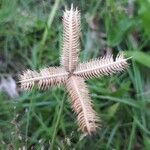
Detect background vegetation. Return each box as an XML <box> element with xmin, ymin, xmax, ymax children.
<box><xmin>0</xmin><ymin>0</ymin><xmax>150</xmax><ymax>149</ymax></box>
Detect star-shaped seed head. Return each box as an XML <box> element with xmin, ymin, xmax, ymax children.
<box><xmin>19</xmin><ymin>5</ymin><xmax>129</xmax><ymax>135</ymax></box>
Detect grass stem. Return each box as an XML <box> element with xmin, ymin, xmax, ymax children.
<box><xmin>51</xmin><ymin>93</ymin><xmax>66</xmax><ymax>149</ymax></box>
<box><xmin>41</xmin><ymin>0</ymin><xmax>60</xmax><ymax>46</ymax></box>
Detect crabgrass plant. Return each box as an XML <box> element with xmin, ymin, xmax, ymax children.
<box><xmin>19</xmin><ymin>4</ymin><xmax>129</xmax><ymax>138</ymax></box>
<box><xmin>0</xmin><ymin>0</ymin><xmax>150</xmax><ymax>149</ymax></box>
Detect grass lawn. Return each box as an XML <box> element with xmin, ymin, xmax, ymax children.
<box><xmin>0</xmin><ymin>0</ymin><xmax>150</xmax><ymax>149</ymax></box>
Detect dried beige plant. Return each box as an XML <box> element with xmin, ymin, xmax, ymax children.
<box><xmin>19</xmin><ymin>5</ymin><xmax>129</xmax><ymax>135</ymax></box>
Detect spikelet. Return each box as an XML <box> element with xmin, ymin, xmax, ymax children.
<box><xmin>74</xmin><ymin>53</ymin><xmax>128</xmax><ymax>79</ymax></box>
<box><xmin>19</xmin><ymin>70</ymin><xmax>39</xmax><ymax>90</ymax></box>
<box><xmin>61</xmin><ymin>4</ymin><xmax>81</xmax><ymax>73</ymax></box>
<box><xmin>65</xmin><ymin>76</ymin><xmax>100</xmax><ymax>134</ymax></box>
<box><xmin>19</xmin><ymin>67</ymin><xmax>68</xmax><ymax>90</ymax></box>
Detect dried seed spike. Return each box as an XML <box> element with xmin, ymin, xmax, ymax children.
<box><xmin>19</xmin><ymin>67</ymin><xmax>68</xmax><ymax>90</ymax></box>
<box><xmin>74</xmin><ymin>53</ymin><xmax>128</xmax><ymax>79</ymax></box>
<box><xmin>65</xmin><ymin>76</ymin><xmax>100</xmax><ymax>134</ymax></box>
<box><xmin>61</xmin><ymin>5</ymin><xmax>81</xmax><ymax>73</ymax></box>
<box><xmin>38</xmin><ymin>67</ymin><xmax>68</xmax><ymax>90</ymax></box>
